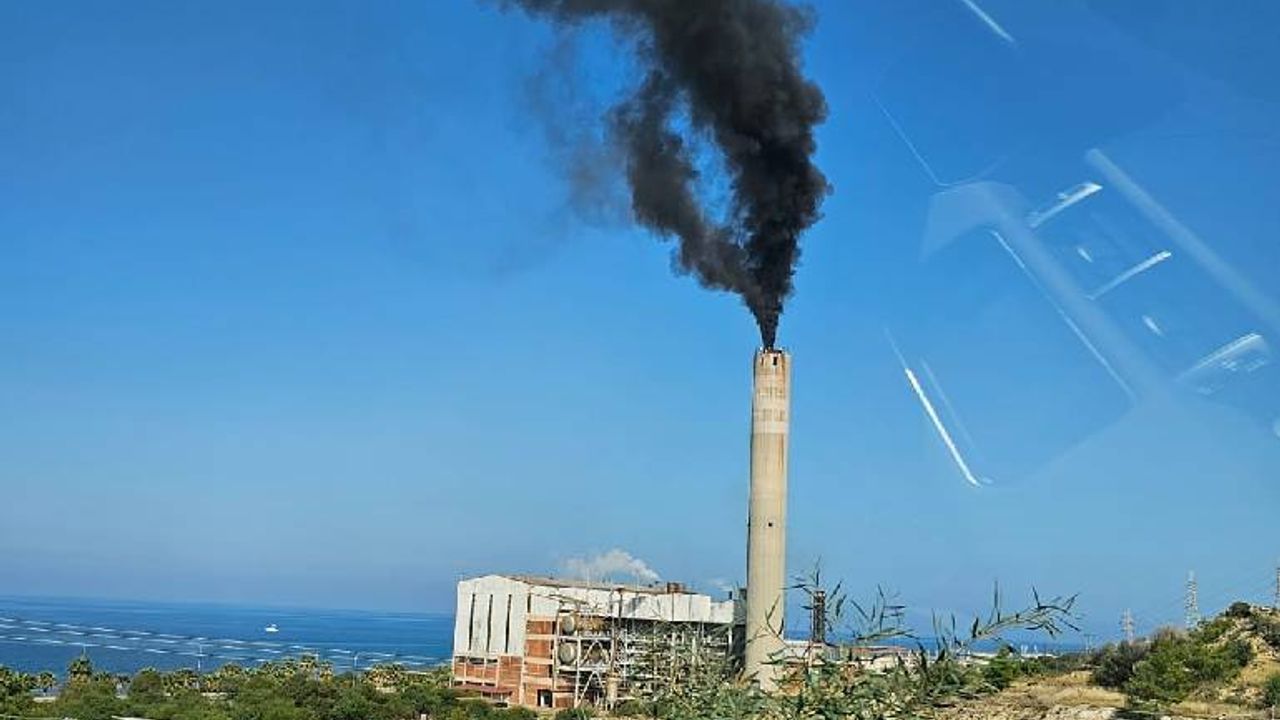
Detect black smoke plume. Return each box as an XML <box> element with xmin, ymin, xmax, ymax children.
<box><xmin>503</xmin><ymin>0</ymin><xmax>829</xmax><ymax>348</ymax></box>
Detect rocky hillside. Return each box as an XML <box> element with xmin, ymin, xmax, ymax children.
<box><xmin>936</xmin><ymin>603</ymin><xmax>1280</xmax><ymax>720</ymax></box>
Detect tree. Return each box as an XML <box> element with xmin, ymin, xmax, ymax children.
<box><xmin>129</xmin><ymin>668</ymin><xmax>167</xmax><ymax>704</ymax></box>
<box><xmin>1091</xmin><ymin>641</ymin><xmax>1149</xmax><ymax>688</ymax></box>
<box><xmin>55</xmin><ymin>677</ymin><xmax>122</xmax><ymax>720</ymax></box>
<box><xmin>1263</xmin><ymin>672</ymin><xmax>1280</xmax><ymax>709</ymax></box>
<box><xmin>166</xmin><ymin>668</ymin><xmax>201</xmax><ymax>693</ymax></box>
<box><xmin>982</xmin><ymin>648</ymin><xmax>1033</xmax><ymax>691</ymax></box>
<box><xmin>209</xmin><ymin>663</ymin><xmax>249</xmax><ymax>694</ymax></box>
<box><xmin>0</xmin><ymin>667</ymin><xmax>38</xmax><ymax>719</ymax></box>
<box><xmin>333</xmin><ymin>685</ymin><xmax>379</xmax><ymax>720</ymax></box>
<box><xmin>1122</xmin><ymin>625</ymin><xmax>1252</xmax><ymax>705</ymax></box>
<box><xmin>67</xmin><ymin>654</ymin><xmax>95</xmax><ymax>685</ymax></box>
<box><xmin>35</xmin><ymin>671</ymin><xmax>57</xmax><ymax>694</ymax></box>
<box><xmin>365</xmin><ymin>663</ymin><xmax>407</xmax><ymax>691</ymax></box>
<box><xmin>0</xmin><ymin>666</ymin><xmax>37</xmax><ymax>696</ymax></box>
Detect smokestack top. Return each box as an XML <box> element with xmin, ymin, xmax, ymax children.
<box><xmin>752</xmin><ymin>348</ymin><xmax>789</xmax><ymax>435</ymax></box>
<box><xmin>755</xmin><ymin>347</ymin><xmax>791</xmax><ymax>364</ymax></box>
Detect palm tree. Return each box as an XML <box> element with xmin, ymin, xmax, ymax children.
<box><xmin>366</xmin><ymin>663</ymin><xmax>406</xmax><ymax>691</ymax></box>
<box><xmin>35</xmin><ymin>671</ymin><xmax>57</xmax><ymax>695</ymax></box>
<box><xmin>0</xmin><ymin>667</ymin><xmax>37</xmax><ymax>695</ymax></box>
<box><xmin>67</xmin><ymin>655</ymin><xmax>94</xmax><ymax>685</ymax></box>
<box><xmin>255</xmin><ymin>660</ymin><xmax>290</xmax><ymax>682</ymax></box>
<box><xmin>165</xmin><ymin>668</ymin><xmax>199</xmax><ymax>693</ymax></box>
<box><xmin>297</xmin><ymin>654</ymin><xmax>319</xmax><ymax>679</ymax></box>
<box><xmin>208</xmin><ymin>663</ymin><xmax>246</xmax><ymax>693</ymax></box>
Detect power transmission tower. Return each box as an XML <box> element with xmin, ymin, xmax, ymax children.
<box><xmin>1122</xmin><ymin>609</ymin><xmax>1135</xmax><ymax>643</ymax></box>
<box><xmin>1274</xmin><ymin>562</ymin><xmax>1279</xmax><ymax>610</ymax></box>
<box><xmin>1185</xmin><ymin>571</ymin><xmax>1200</xmax><ymax>628</ymax></box>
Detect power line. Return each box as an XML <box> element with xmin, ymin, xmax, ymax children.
<box><xmin>1185</xmin><ymin>571</ymin><xmax>1200</xmax><ymax>629</ymax></box>
<box><xmin>1119</xmin><ymin>566</ymin><xmax>1276</xmax><ymax>640</ymax></box>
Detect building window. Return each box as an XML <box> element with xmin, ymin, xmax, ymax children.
<box><xmin>504</xmin><ymin>595</ymin><xmax>513</xmax><ymax>654</ymax></box>
<box><xmin>468</xmin><ymin>593</ymin><xmax>477</xmax><ymax>651</ymax></box>
<box><xmin>537</xmin><ymin>690</ymin><xmax>552</xmax><ymax>708</ymax></box>
<box><xmin>485</xmin><ymin>595</ymin><xmax>495</xmax><ymax>653</ymax></box>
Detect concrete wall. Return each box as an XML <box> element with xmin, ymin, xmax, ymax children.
<box><xmin>453</xmin><ymin>575</ymin><xmax>531</xmax><ymax>659</ymax></box>
<box><xmin>452</xmin><ymin>574</ymin><xmax>738</xmax><ymax>660</ymax></box>
<box><xmin>744</xmin><ymin>349</ymin><xmax>790</xmax><ymax>690</ymax></box>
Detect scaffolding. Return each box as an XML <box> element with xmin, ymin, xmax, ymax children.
<box><xmin>545</xmin><ymin>588</ymin><xmax>739</xmax><ymax>709</ymax></box>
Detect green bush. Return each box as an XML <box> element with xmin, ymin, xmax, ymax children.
<box><xmin>554</xmin><ymin>707</ymin><xmax>593</xmax><ymax>720</ymax></box>
<box><xmin>1220</xmin><ymin>638</ymin><xmax>1253</xmax><ymax>669</ymax></box>
<box><xmin>442</xmin><ymin>699</ymin><xmax>498</xmax><ymax>720</ymax></box>
<box><xmin>401</xmin><ymin>684</ymin><xmax>458</xmax><ymax>716</ymax></box>
<box><xmin>1263</xmin><ymin>673</ymin><xmax>1280</xmax><ymax>709</ymax></box>
<box><xmin>0</xmin><ymin>667</ymin><xmax>39</xmax><ymax>718</ymax></box>
<box><xmin>1253</xmin><ymin>614</ymin><xmax>1280</xmax><ymax>652</ymax></box>
<box><xmin>612</xmin><ymin>699</ymin><xmax>649</xmax><ymax>717</ymax></box>
<box><xmin>500</xmin><ymin>705</ymin><xmax>538</xmax><ymax>720</ymax></box>
<box><xmin>981</xmin><ymin>650</ymin><xmax>1034</xmax><ymax>691</ymax></box>
<box><xmin>231</xmin><ymin>696</ymin><xmax>308</xmax><ymax>720</ymax></box>
<box><xmin>1196</xmin><ymin>616</ymin><xmax>1233</xmax><ymax>643</ymax></box>
<box><xmin>1225</xmin><ymin>602</ymin><xmax>1254</xmax><ymax>619</ymax></box>
<box><xmin>1091</xmin><ymin>642</ymin><xmax>1148</xmax><ymax>688</ymax></box>
<box><xmin>1122</xmin><ymin>629</ymin><xmax>1252</xmax><ymax>704</ymax></box>
<box><xmin>54</xmin><ymin>679</ymin><xmax>124</xmax><ymax>720</ymax></box>
<box><xmin>128</xmin><ymin>668</ymin><xmax>168</xmax><ymax>704</ymax></box>
<box><xmin>1124</xmin><ymin>640</ymin><xmax>1196</xmax><ymax>703</ymax></box>
<box><xmin>1028</xmin><ymin>653</ymin><xmax>1088</xmax><ymax>675</ymax></box>
<box><xmin>333</xmin><ymin>687</ymin><xmax>379</xmax><ymax>720</ymax></box>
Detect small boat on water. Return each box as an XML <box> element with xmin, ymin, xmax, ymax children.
<box><xmin>264</xmin><ymin>623</ymin><xmax>279</xmax><ymax>634</ymax></box>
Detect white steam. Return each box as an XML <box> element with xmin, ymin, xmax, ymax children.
<box><xmin>563</xmin><ymin>549</ymin><xmax>660</xmax><ymax>584</ymax></box>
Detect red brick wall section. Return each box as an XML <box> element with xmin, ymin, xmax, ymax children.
<box><xmin>527</xmin><ymin>619</ymin><xmax>556</xmax><ymax>636</ymax></box>
<box><xmin>524</xmin><ymin>662</ymin><xmax>552</xmax><ymax>678</ymax></box>
<box><xmin>498</xmin><ymin>656</ymin><xmax>523</xmax><ymax>688</ymax></box>
<box><xmin>452</xmin><ymin>657</ymin><xmax>499</xmax><ymax>684</ymax></box>
<box><xmin>525</xmin><ymin>639</ymin><xmax>553</xmax><ymax>658</ymax></box>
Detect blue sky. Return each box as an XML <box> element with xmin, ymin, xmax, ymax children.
<box><xmin>2</xmin><ymin>0</ymin><xmax>1278</xmax><ymax>641</ymax></box>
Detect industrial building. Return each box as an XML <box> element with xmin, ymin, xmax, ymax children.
<box><xmin>450</xmin><ymin>574</ymin><xmax>742</xmax><ymax>709</ymax></box>
<box><xmin>452</xmin><ymin>347</ymin><xmax>795</xmax><ymax>707</ymax></box>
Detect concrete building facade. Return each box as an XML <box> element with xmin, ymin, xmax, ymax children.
<box><xmin>451</xmin><ymin>575</ymin><xmax>740</xmax><ymax>709</ymax></box>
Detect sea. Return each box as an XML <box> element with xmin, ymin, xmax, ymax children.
<box><xmin>0</xmin><ymin>595</ymin><xmax>453</xmax><ymax>677</ymax></box>
<box><xmin>0</xmin><ymin>595</ymin><xmax>1089</xmax><ymax>678</ymax></box>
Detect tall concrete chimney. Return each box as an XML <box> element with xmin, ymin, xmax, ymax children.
<box><xmin>744</xmin><ymin>348</ymin><xmax>790</xmax><ymax>689</ymax></box>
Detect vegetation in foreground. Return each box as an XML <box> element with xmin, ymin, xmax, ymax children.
<box><xmin>1088</xmin><ymin>601</ymin><xmax>1280</xmax><ymax>712</ymax></box>
<box><xmin>0</xmin><ymin>579</ymin><xmax>1080</xmax><ymax>720</ymax></box>
<box><xmin>0</xmin><ymin>658</ymin><xmax>493</xmax><ymax>720</ymax></box>
<box><xmin>16</xmin><ymin>587</ymin><xmax>1279</xmax><ymax>719</ymax></box>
